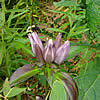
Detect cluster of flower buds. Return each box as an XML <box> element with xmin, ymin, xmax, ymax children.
<box><xmin>28</xmin><ymin>32</ymin><xmax>69</xmax><ymax>65</ymax></box>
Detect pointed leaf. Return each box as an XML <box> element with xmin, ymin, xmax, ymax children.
<box><xmin>54</xmin><ymin>0</ymin><xmax>77</xmax><ymax>7</ymax></box>
<box><xmin>75</xmin><ymin>57</ymin><xmax>100</xmax><ymax>100</ymax></box>
<box><xmin>0</xmin><ymin>43</ymin><xmax>4</xmax><ymax>65</ymax></box>
<box><xmin>44</xmin><ymin>67</ymin><xmax>53</xmax><ymax>87</ymax></box>
<box><xmin>86</xmin><ymin>2</ymin><xmax>100</xmax><ymax>32</ymax></box>
<box><xmin>47</xmin><ymin>28</ymin><xmax>67</xmax><ymax>33</ymax></box>
<box><xmin>12</xmin><ymin>10</ymin><xmax>28</xmax><ymax>19</ymax></box>
<box><xmin>49</xmin><ymin>80</ymin><xmax>67</xmax><ymax>100</ymax></box>
<box><xmin>3</xmin><ymin>78</ymin><xmax>11</xmax><ymax>96</ymax></box>
<box><xmin>59</xmin><ymin>72</ymin><xmax>78</xmax><ymax>100</ymax></box>
<box><xmin>67</xmin><ymin>45</ymin><xmax>86</xmax><ymax>59</ymax></box>
<box><xmin>14</xmin><ymin>40</ymin><xmax>34</xmax><ymax>56</ymax></box>
<box><xmin>9</xmin><ymin>64</ymin><xmax>41</xmax><ymax>86</ymax></box>
<box><xmin>7</xmin><ymin>87</ymin><xmax>26</xmax><ymax>98</ymax></box>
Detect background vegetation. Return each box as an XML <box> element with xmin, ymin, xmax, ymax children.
<box><xmin>0</xmin><ymin>0</ymin><xmax>100</xmax><ymax>100</ymax></box>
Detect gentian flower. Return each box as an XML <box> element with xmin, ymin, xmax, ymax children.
<box><xmin>10</xmin><ymin>28</ymin><xmax>78</xmax><ymax>100</ymax></box>
<box><xmin>28</xmin><ymin>32</ymin><xmax>70</xmax><ymax>64</ymax></box>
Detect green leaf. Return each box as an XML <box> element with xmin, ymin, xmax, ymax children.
<box><xmin>2</xmin><ymin>78</ymin><xmax>11</xmax><ymax>96</ymax></box>
<box><xmin>54</xmin><ymin>0</ymin><xmax>77</xmax><ymax>7</ymax></box>
<box><xmin>47</xmin><ymin>28</ymin><xmax>67</xmax><ymax>33</ymax></box>
<box><xmin>9</xmin><ymin>64</ymin><xmax>41</xmax><ymax>86</ymax></box>
<box><xmin>70</xmin><ymin>28</ymin><xmax>89</xmax><ymax>37</ymax></box>
<box><xmin>7</xmin><ymin>87</ymin><xmax>26</xmax><ymax>98</ymax></box>
<box><xmin>14</xmin><ymin>40</ymin><xmax>34</xmax><ymax>56</ymax></box>
<box><xmin>86</xmin><ymin>2</ymin><xmax>100</xmax><ymax>32</ymax></box>
<box><xmin>2</xmin><ymin>78</ymin><xmax>26</xmax><ymax>98</ymax></box>
<box><xmin>35</xmin><ymin>75</ymin><xmax>46</xmax><ymax>87</ymax></box>
<box><xmin>0</xmin><ymin>9</ymin><xmax>5</xmax><ymax>26</ymax></box>
<box><xmin>7</xmin><ymin>9</ymin><xmax>27</xmax><ymax>13</ymax></box>
<box><xmin>1</xmin><ymin>0</ymin><xmax>6</xmax><ymax>11</ymax></box>
<box><xmin>49</xmin><ymin>9</ymin><xmax>67</xmax><ymax>14</ymax></box>
<box><xmin>75</xmin><ymin>57</ymin><xmax>100</xmax><ymax>100</ymax></box>
<box><xmin>7</xmin><ymin>11</ymin><xmax>14</xmax><ymax>28</ymax></box>
<box><xmin>59</xmin><ymin>23</ymin><xmax>70</xmax><ymax>29</ymax></box>
<box><xmin>92</xmin><ymin>0</ymin><xmax>100</xmax><ymax>6</ymax></box>
<box><xmin>67</xmin><ymin>45</ymin><xmax>86</xmax><ymax>59</ymax></box>
<box><xmin>49</xmin><ymin>80</ymin><xmax>67</xmax><ymax>100</ymax></box>
<box><xmin>12</xmin><ymin>10</ymin><xmax>28</xmax><ymax>19</ymax></box>
<box><xmin>59</xmin><ymin>72</ymin><xmax>78</xmax><ymax>100</ymax></box>
<box><xmin>0</xmin><ymin>43</ymin><xmax>4</xmax><ymax>65</ymax></box>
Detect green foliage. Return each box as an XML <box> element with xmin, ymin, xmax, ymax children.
<box><xmin>49</xmin><ymin>1</ymin><xmax>88</xmax><ymax>40</ymax></box>
<box><xmin>0</xmin><ymin>0</ymin><xmax>100</xmax><ymax>99</ymax></box>
<box><xmin>0</xmin><ymin>0</ymin><xmax>40</xmax><ymax>87</ymax></box>
<box><xmin>91</xmin><ymin>0</ymin><xmax>100</xmax><ymax>6</ymax></box>
<box><xmin>54</xmin><ymin>0</ymin><xmax>77</xmax><ymax>7</ymax></box>
<box><xmin>68</xmin><ymin>45</ymin><xmax>86</xmax><ymax>59</ymax></box>
<box><xmin>0</xmin><ymin>42</ymin><xmax>4</xmax><ymax>65</ymax></box>
<box><xmin>2</xmin><ymin>78</ymin><xmax>26</xmax><ymax>99</ymax></box>
<box><xmin>75</xmin><ymin>57</ymin><xmax>100</xmax><ymax>100</ymax></box>
<box><xmin>49</xmin><ymin>80</ymin><xmax>67</xmax><ymax>100</ymax></box>
<box><xmin>35</xmin><ymin>75</ymin><xmax>46</xmax><ymax>87</ymax></box>
<box><xmin>47</xmin><ymin>28</ymin><xmax>67</xmax><ymax>33</ymax></box>
<box><xmin>2</xmin><ymin>78</ymin><xmax>11</xmax><ymax>96</ymax></box>
<box><xmin>86</xmin><ymin>1</ymin><xmax>100</xmax><ymax>32</ymax></box>
<box><xmin>9</xmin><ymin>64</ymin><xmax>41</xmax><ymax>86</ymax></box>
<box><xmin>14</xmin><ymin>40</ymin><xmax>34</xmax><ymax>56</ymax></box>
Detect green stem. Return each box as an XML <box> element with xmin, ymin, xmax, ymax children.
<box><xmin>1</xmin><ymin>29</ymin><xmax>9</xmax><ymax>77</ymax></box>
<box><xmin>44</xmin><ymin>64</ymin><xmax>50</xmax><ymax>95</ymax></box>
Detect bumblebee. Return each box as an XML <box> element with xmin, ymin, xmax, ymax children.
<box><xmin>27</xmin><ymin>25</ymin><xmax>40</xmax><ymax>34</ymax></box>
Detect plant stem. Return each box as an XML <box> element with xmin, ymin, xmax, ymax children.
<box><xmin>1</xmin><ymin>29</ymin><xmax>9</xmax><ymax>77</ymax></box>
<box><xmin>44</xmin><ymin>64</ymin><xmax>50</xmax><ymax>95</ymax></box>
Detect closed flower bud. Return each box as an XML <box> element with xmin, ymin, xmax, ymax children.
<box><xmin>28</xmin><ymin>30</ymin><xmax>70</xmax><ymax>65</ymax></box>
<box><xmin>28</xmin><ymin>33</ymin><xmax>36</xmax><ymax>56</ymax></box>
<box><xmin>55</xmin><ymin>40</ymin><xmax>70</xmax><ymax>64</ymax></box>
<box><xmin>28</xmin><ymin>32</ymin><xmax>43</xmax><ymax>56</ymax></box>
<box><xmin>31</xmin><ymin>32</ymin><xmax>43</xmax><ymax>51</ymax></box>
<box><xmin>44</xmin><ymin>39</ymin><xmax>55</xmax><ymax>63</ymax></box>
<box><xmin>35</xmin><ymin>44</ymin><xmax>44</xmax><ymax>63</ymax></box>
<box><xmin>54</xmin><ymin>32</ymin><xmax>61</xmax><ymax>50</ymax></box>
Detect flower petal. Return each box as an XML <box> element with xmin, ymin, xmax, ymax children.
<box><xmin>28</xmin><ymin>32</ymin><xmax>43</xmax><ymax>56</ymax></box>
<box><xmin>35</xmin><ymin>44</ymin><xmax>44</xmax><ymax>63</ymax></box>
<box><xmin>44</xmin><ymin>39</ymin><xmax>55</xmax><ymax>63</ymax></box>
<box><xmin>55</xmin><ymin>40</ymin><xmax>70</xmax><ymax>64</ymax></box>
<box><xmin>31</xmin><ymin>32</ymin><xmax>43</xmax><ymax>51</ymax></box>
<box><xmin>54</xmin><ymin>33</ymin><xmax>61</xmax><ymax>50</ymax></box>
<box><xmin>28</xmin><ymin>33</ymin><xmax>36</xmax><ymax>56</ymax></box>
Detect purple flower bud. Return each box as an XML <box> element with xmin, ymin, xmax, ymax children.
<box><xmin>28</xmin><ymin>31</ymin><xmax>70</xmax><ymax>65</ymax></box>
<box><xmin>54</xmin><ymin>33</ymin><xmax>61</xmax><ymax>50</ymax></box>
<box><xmin>55</xmin><ymin>40</ymin><xmax>70</xmax><ymax>64</ymax></box>
<box><xmin>44</xmin><ymin>39</ymin><xmax>55</xmax><ymax>63</ymax></box>
<box><xmin>36</xmin><ymin>96</ymin><xmax>43</xmax><ymax>100</ymax></box>
<box><xmin>28</xmin><ymin>32</ymin><xmax>43</xmax><ymax>56</ymax></box>
<box><xmin>35</xmin><ymin>44</ymin><xmax>44</xmax><ymax>63</ymax></box>
<box><xmin>28</xmin><ymin>33</ymin><xmax>36</xmax><ymax>56</ymax></box>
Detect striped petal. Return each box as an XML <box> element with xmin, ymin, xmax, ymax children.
<box><xmin>55</xmin><ymin>40</ymin><xmax>70</xmax><ymax>64</ymax></box>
